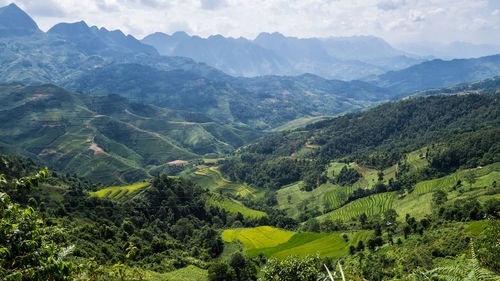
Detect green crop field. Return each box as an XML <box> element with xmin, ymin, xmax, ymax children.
<box><xmin>223</xmin><ymin>226</ymin><xmax>373</xmax><ymax>259</ymax></box>
<box><xmin>324</xmin><ymin>185</ymin><xmax>354</xmax><ymax>209</ymax></box>
<box><xmin>278</xmin><ymin>162</ymin><xmax>389</xmax><ymax>219</ymax></box>
<box><xmin>406</xmin><ymin>148</ymin><xmax>429</xmax><ymax>170</ymax></box>
<box><xmin>319</xmin><ymin>192</ymin><xmax>396</xmax><ymax>221</ymax></box>
<box><xmin>189</xmin><ymin>166</ymin><xmax>256</xmax><ymax>197</ymax></box>
<box><xmin>393</xmin><ymin>162</ymin><xmax>500</xmax><ymax>219</ymax></box>
<box><xmin>207</xmin><ymin>194</ymin><xmax>267</xmax><ymax>219</ymax></box>
<box><xmin>90</xmin><ymin>182</ymin><xmax>150</xmax><ymax>201</ymax></box>
<box><xmin>277</xmin><ymin>182</ymin><xmax>341</xmax><ymax>218</ymax></box>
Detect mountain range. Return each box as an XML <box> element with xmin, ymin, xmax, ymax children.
<box><xmin>142</xmin><ymin>31</ymin><xmax>424</xmax><ymax>80</ymax></box>
<box><xmin>1</xmin><ymin>3</ymin><xmax>500</xmax><ymax>170</ymax></box>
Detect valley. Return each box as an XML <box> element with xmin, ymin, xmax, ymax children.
<box><xmin>0</xmin><ymin>3</ymin><xmax>499</xmax><ymax>281</ymax></box>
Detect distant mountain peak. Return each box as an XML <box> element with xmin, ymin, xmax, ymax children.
<box><xmin>0</xmin><ymin>3</ymin><xmax>41</xmax><ymax>36</ymax></box>
<box><xmin>255</xmin><ymin>32</ymin><xmax>286</xmax><ymax>40</ymax></box>
<box><xmin>48</xmin><ymin>21</ymin><xmax>91</xmax><ymax>36</ymax></box>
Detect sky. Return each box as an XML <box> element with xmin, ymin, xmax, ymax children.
<box><xmin>1</xmin><ymin>0</ymin><xmax>500</xmax><ymax>45</ymax></box>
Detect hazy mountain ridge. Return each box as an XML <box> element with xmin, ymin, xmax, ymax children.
<box><xmin>142</xmin><ymin>31</ymin><xmax>424</xmax><ymax>80</ymax></box>
<box><xmin>366</xmin><ymin>54</ymin><xmax>500</xmax><ymax>94</ymax></box>
<box><xmin>396</xmin><ymin>41</ymin><xmax>500</xmax><ymax>59</ymax></box>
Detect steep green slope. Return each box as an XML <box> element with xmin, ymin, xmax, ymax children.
<box><xmin>0</xmin><ymin>83</ymin><xmax>262</xmax><ymax>185</ymax></box>
<box><xmin>244</xmin><ymin>93</ymin><xmax>499</xmax><ymax>161</ymax></box>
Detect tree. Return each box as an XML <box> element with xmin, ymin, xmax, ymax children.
<box><xmin>359</xmin><ymin>213</ymin><xmax>368</xmax><ymax>227</ymax></box>
<box><xmin>383</xmin><ymin>209</ymin><xmax>398</xmax><ymax>225</ymax></box>
<box><xmin>0</xmin><ymin>170</ymin><xmax>79</xmax><ymax>280</ymax></box>
<box><xmin>432</xmin><ymin>190</ymin><xmax>447</xmax><ymax>206</ymax></box>
<box><xmin>464</xmin><ymin>171</ymin><xmax>477</xmax><ymax>188</ymax></box>
<box><xmin>356</xmin><ymin>241</ymin><xmax>365</xmax><ymax>252</ymax></box>
<box><xmin>258</xmin><ymin>255</ymin><xmax>322</xmax><ymax>281</ymax></box>
<box><xmin>208</xmin><ymin>261</ymin><xmax>233</xmax><ymax>281</ymax></box>
<box><xmin>229</xmin><ymin>252</ymin><xmax>256</xmax><ymax>281</ymax></box>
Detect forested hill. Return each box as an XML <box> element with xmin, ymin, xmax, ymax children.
<box><xmin>243</xmin><ymin>92</ymin><xmax>499</xmax><ymax>162</ymax></box>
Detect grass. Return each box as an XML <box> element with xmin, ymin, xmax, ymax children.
<box><xmin>207</xmin><ymin>194</ymin><xmax>267</xmax><ymax>219</ymax></box>
<box><xmin>189</xmin><ymin>166</ymin><xmax>256</xmax><ymax>197</ymax></box>
<box><xmin>147</xmin><ymin>265</ymin><xmax>207</xmax><ymax>281</ymax></box>
<box><xmin>90</xmin><ymin>182</ymin><xmax>150</xmax><ymax>201</ymax></box>
<box><xmin>464</xmin><ymin>221</ymin><xmax>489</xmax><ymax>236</ymax></box>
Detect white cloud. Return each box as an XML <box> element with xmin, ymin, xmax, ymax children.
<box><xmin>2</xmin><ymin>0</ymin><xmax>499</xmax><ymax>44</ymax></box>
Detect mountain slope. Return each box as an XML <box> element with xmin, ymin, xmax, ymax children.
<box><xmin>366</xmin><ymin>55</ymin><xmax>500</xmax><ymax>94</ymax></box>
<box><xmin>62</xmin><ymin>63</ymin><xmax>389</xmax><ymax>129</ymax></box>
<box><xmin>245</xmin><ymin>92</ymin><xmax>499</xmax><ymax>160</ymax></box>
<box><xmin>0</xmin><ymin>83</ymin><xmax>261</xmax><ymax>184</ymax></box>
<box><xmin>48</xmin><ymin>21</ymin><xmax>158</xmax><ymax>59</ymax></box>
<box><xmin>0</xmin><ymin>3</ymin><xmax>41</xmax><ymax>37</ymax></box>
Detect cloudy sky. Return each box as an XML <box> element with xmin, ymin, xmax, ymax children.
<box><xmin>2</xmin><ymin>0</ymin><xmax>500</xmax><ymax>44</ymax></box>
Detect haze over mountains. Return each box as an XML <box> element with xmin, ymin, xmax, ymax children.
<box><xmin>1</xmin><ymin>2</ymin><xmax>500</xmax><ymax>131</ymax></box>
<box><xmin>142</xmin><ymin>31</ymin><xmax>424</xmax><ymax>80</ymax></box>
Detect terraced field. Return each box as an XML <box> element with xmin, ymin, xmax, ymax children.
<box><xmin>319</xmin><ymin>192</ymin><xmax>396</xmax><ymax>221</ymax></box>
<box><xmin>277</xmin><ymin>182</ymin><xmax>339</xmax><ymax>218</ymax></box>
<box><xmin>223</xmin><ymin>226</ymin><xmax>372</xmax><ymax>258</ymax></box>
<box><xmin>406</xmin><ymin>148</ymin><xmax>429</xmax><ymax>170</ymax></box>
<box><xmin>324</xmin><ymin>185</ymin><xmax>354</xmax><ymax>209</ymax></box>
<box><xmin>413</xmin><ymin>162</ymin><xmax>500</xmax><ymax>195</ymax></box>
<box><xmin>189</xmin><ymin>166</ymin><xmax>255</xmax><ymax>197</ymax></box>
<box><xmin>222</xmin><ymin>226</ymin><xmax>295</xmax><ymax>250</ymax></box>
<box><xmin>207</xmin><ymin>194</ymin><xmax>267</xmax><ymax>219</ymax></box>
<box><xmin>90</xmin><ymin>182</ymin><xmax>150</xmax><ymax>201</ymax></box>
<box><xmin>394</xmin><ymin>162</ymin><xmax>500</xmax><ymax>219</ymax></box>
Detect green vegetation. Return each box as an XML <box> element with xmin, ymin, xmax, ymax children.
<box><xmin>243</xmin><ymin>93</ymin><xmax>499</xmax><ymax>164</ymax></box>
<box><xmin>207</xmin><ymin>194</ymin><xmax>267</xmax><ymax>219</ymax></box>
<box><xmin>155</xmin><ymin>265</ymin><xmax>208</xmax><ymax>281</ymax></box>
<box><xmin>0</xmin><ymin>84</ymin><xmax>261</xmax><ymax>185</ymax></box>
<box><xmin>189</xmin><ymin>166</ymin><xmax>256</xmax><ymax>197</ymax></box>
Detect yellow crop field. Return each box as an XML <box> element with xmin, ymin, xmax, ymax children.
<box><xmin>90</xmin><ymin>182</ymin><xmax>150</xmax><ymax>200</ymax></box>
<box><xmin>222</xmin><ymin>226</ymin><xmax>294</xmax><ymax>250</ymax></box>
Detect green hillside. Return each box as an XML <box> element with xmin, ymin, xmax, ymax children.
<box><xmin>0</xmin><ymin>83</ymin><xmax>261</xmax><ymax>185</ymax></box>
<box><xmin>315</xmin><ymin>162</ymin><xmax>500</xmax><ymax>222</ymax></box>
